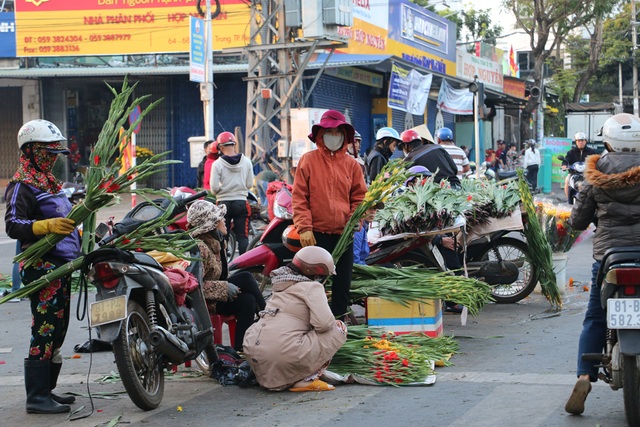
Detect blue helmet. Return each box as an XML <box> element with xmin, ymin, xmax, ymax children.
<box><xmin>435</xmin><ymin>127</ymin><xmax>453</xmax><ymax>142</ymax></box>
<box><xmin>404</xmin><ymin>165</ymin><xmax>432</xmax><ymax>186</ymax></box>
<box><xmin>376</xmin><ymin>127</ymin><xmax>402</xmax><ymax>142</ymax></box>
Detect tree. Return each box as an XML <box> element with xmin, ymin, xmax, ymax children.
<box><xmin>506</xmin><ymin>0</ymin><xmax>618</xmax><ymax>139</ymax></box>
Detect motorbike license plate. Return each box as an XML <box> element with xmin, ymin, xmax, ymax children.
<box><xmin>607</xmin><ymin>298</ymin><xmax>640</xmax><ymax>329</ymax></box>
<box><xmin>90</xmin><ymin>296</ymin><xmax>127</xmax><ymax>327</ymax></box>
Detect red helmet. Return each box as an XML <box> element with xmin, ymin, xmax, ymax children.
<box><xmin>282</xmin><ymin>225</ymin><xmax>303</xmax><ymax>252</ymax></box>
<box><xmin>401</xmin><ymin>129</ymin><xmax>421</xmax><ymax>143</ymax></box>
<box><xmin>216</xmin><ymin>131</ymin><xmax>236</xmax><ymax>146</ymax></box>
<box><xmin>210</xmin><ymin>140</ymin><xmax>219</xmax><ymax>155</ymax></box>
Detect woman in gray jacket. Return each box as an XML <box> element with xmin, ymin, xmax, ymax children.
<box><xmin>565</xmin><ymin>113</ymin><xmax>640</xmax><ymax>415</ymax></box>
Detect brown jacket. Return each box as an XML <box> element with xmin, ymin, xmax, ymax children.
<box><xmin>570</xmin><ymin>153</ymin><xmax>640</xmax><ymax>260</ymax></box>
<box><xmin>197</xmin><ymin>234</ymin><xmax>229</xmax><ymax>314</ymax></box>
<box><xmin>292</xmin><ymin>138</ymin><xmax>367</xmax><ymax>234</ymax></box>
<box><xmin>242</xmin><ymin>267</ymin><xmax>347</xmax><ymax>390</ymax></box>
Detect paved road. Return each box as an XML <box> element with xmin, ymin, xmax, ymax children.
<box><xmin>1</xmin><ymin>187</ymin><xmax>630</xmax><ymax>426</ymax></box>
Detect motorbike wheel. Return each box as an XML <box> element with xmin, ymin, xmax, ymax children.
<box><xmin>113</xmin><ymin>300</ymin><xmax>164</xmax><ymax>411</ymax></box>
<box><xmin>623</xmin><ymin>355</ymin><xmax>640</xmax><ymax>426</ymax></box>
<box><xmin>471</xmin><ymin>237</ymin><xmax>538</xmax><ymax>304</ymax></box>
<box><xmin>226</xmin><ymin>232</ymin><xmax>237</xmax><ymax>262</ymax></box>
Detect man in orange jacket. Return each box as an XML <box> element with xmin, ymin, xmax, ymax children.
<box><xmin>292</xmin><ymin>110</ymin><xmax>367</xmax><ymax>319</ymax></box>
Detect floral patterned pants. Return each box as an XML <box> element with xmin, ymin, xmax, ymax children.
<box><xmin>22</xmin><ymin>260</ymin><xmax>71</xmax><ymax>361</ymax></box>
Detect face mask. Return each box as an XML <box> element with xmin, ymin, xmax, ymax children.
<box><xmin>323</xmin><ymin>133</ymin><xmax>344</xmax><ymax>151</ymax></box>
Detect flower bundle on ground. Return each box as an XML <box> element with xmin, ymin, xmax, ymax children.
<box><xmin>375</xmin><ymin>178</ymin><xmax>471</xmax><ymax>235</ymax></box>
<box><xmin>329</xmin><ymin>325</ymin><xmax>459</xmax><ymax>386</ymax></box>
<box><xmin>517</xmin><ymin>170</ymin><xmax>562</xmax><ymax>307</ymax></box>
<box><xmin>459</xmin><ymin>179</ymin><xmax>522</xmax><ymax>227</ymax></box>
<box><xmin>534</xmin><ymin>198</ymin><xmax>582</xmax><ymax>253</ymax></box>
<box><xmin>350</xmin><ymin>264</ymin><xmax>493</xmax><ymax>316</ymax></box>
<box><xmin>14</xmin><ymin>77</ymin><xmax>178</xmax><ymax>269</ymax></box>
<box><xmin>0</xmin><ymin>200</ymin><xmax>197</xmax><ymax>304</ymax></box>
<box><xmin>332</xmin><ymin>160</ymin><xmax>411</xmax><ymax>262</ymax></box>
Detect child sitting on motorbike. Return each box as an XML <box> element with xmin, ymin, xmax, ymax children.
<box><xmin>186</xmin><ymin>200</ymin><xmax>266</xmax><ymax>352</ymax></box>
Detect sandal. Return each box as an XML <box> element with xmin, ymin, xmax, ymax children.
<box><xmin>565</xmin><ymin>378</ymin><xmax>592</xmax><ymax>415</ymax></box>
<box><xmin>444</xmin><ymin>304</ymin><xmax>464</xmax><ymax>314</ymax></box>
<box><xmin>289</xmin><ymin>379</ymin><xmax>335</xmax><ymax>392</ymax></box>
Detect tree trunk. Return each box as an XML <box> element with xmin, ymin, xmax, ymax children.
<box><xmin>572</xmin><ymin>17</ymin><xmax>604</xmax><ymax>103</ymax></box>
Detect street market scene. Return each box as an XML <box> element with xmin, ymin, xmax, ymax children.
<box><xmin>1</xmin><ymin>0</ymin><xmax>640</xmax><ymax>426</ymax></box>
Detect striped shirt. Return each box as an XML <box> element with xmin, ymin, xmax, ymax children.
<box><xmin>441</xmin><ymin>143</ymin><xmax>470</xmax><ymax>178</ymax></box>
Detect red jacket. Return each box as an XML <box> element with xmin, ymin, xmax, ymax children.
<box><xmin>292</xmin><ymin>139</ymin><xmax>367</xmax><ymax>234</ymax></box>
<box><xmin>202</xmin><ymin>153</ymin><xmax>218</xmax><ymax>190</ymax></box>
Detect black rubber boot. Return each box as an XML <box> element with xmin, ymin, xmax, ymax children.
<box><xmin>50</xmin><ymin>362</ymin><xmax>76</xmax><ymax>404</ymax></box>
<box><xmin>24</xmin><ymin>359</ymin><xmax>70</xmax><ymax>414</ymax></box>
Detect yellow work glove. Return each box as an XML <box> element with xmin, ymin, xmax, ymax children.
<box><xmin>32</xmin><ymin>218</ymin><xmax>76</xmax><ymax>236</ymax></box>
<box><xmin>299</xmin><ymin>230</ymin><xmax>316</xmax><ymax>247</ymax></box>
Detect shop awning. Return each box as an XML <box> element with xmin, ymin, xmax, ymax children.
<box><xmin>307</xmin><ymin>53</ymin><xmax>393</xmax><ymax>69</ymax></box>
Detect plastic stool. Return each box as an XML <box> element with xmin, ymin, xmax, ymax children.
<box><xmin>210</xmin><ymin>314</ymin><xmax>237</xmax><ymax>348</ymax></box>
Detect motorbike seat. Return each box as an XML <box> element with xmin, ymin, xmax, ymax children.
<box><xmin>132</xmin><ymin>252</ymin><xmax>163</xmax><ymax>269</ymax></box>
<box><xmin>497</xmin><ymin>170</ymin><xmax>518</xmax><ymax>180</ymax></box>
<box><xmin>597</xmin><ymin>246</ymin><xmax>640</xmax><ymax>285</ymax></box>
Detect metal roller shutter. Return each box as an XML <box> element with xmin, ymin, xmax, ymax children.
<box><xmin>309</xmin><ymin>75</ymin><xmax>371</xmax><ymax>151</ymax></box>
<box><xmin>0</xmin><ymin>87</ymin><xmax>22</xmax><ymax>181</ymax></box>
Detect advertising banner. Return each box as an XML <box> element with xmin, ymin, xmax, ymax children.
<box><xmin>13</xmin><ymin>0</ymin><xmax>250</xmax><ymax>57</ymax></box>
<box><xmin>543</xmin><ymin>137</ymin><xmax>572</xmax><ymax>183</ymax></box>
<box><xmin>338</xmin><ymin>0</ymin><xmax>456</xmax><ymax>76</ymax></box>
<box><xmin>456</xmin><ymin>49</ymin><xmax>503</xmax><ymax>92</ymax></box>
<box><xmin>189</xmin><ymin>16</ymin><xmax>206</xmax><ymax>83</ymax></box>
<box><xmin>0</xmin><ymin>12</ymin><xmax>16</xmax><ymax>58</ymax></box>
<box><xmin>437</xmin><ymin>79</ymin><xmax>473</xmax><ymax>115</ymax></box>
<box><xmin>387</xmin><ymin>61</ymin><xmax>432</xmax><ymax>115</ymax></box>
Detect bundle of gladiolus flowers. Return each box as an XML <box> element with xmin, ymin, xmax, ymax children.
<box><xmin>328</xmin><ymin>326</ymin><xmax>458</xmax><ymax>386</ymax></box>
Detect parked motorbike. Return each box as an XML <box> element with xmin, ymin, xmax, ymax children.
<box><xmin>86</xmin><ymin>190</ymin><xmax>217</xmax><ymax>411</ymax></box>
<box><xmin>558</xmin><ymin>155</ymin><xmax>585</xmax><ymax>204</ymax></box>
<box><xmin>230</xmin><ymin>187</ymin><xmax>537</xmax><ymax>303</ymax></box>
<box><xmin>582</xmin><ymin>246</ymin><xmax>640</xmax><ymax>426</ymax></box>
<box><xmin>62</xmin><ymin>172</ymin><xmax>86</xmax><ymax>205</ymax></box>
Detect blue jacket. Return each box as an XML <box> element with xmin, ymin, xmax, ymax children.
<box><xmin>353</xmin><ymin>222</ymin><xmax>370</xmax><ymax>265</ymax></box>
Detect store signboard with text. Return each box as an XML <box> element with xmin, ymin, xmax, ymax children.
<box><xmin>338</xmin><ymin>0</ymin><xmax>456</xmax><ymax>76</ymax></box>
<box><xmin>456</xmin><ymin>49</ymin><xmax>503</xmax><ymax>92</ymax></box>
<box><xmin>543</xmin><ymin>137</ymin><xmax>572</xmax><ymax>183</ymax></box>
<box><xmin>12</xmin><ymin>0</ymin><xmax>250</xmax><ymax>57</ymax></box>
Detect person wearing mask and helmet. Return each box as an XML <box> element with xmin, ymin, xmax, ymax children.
<box><xmin>400</xmin><ymin>128</ymin><xmax>461</xmax><ymax>188</ymax></box>
<box><xmin>366</xmin><ymin>127</ymin><xmax>402</xmax><ymax>182</ymax></box>
<box><xmin>210</xmin><ymin>131</ymin><xmax>254</xmax><ymax>255</ymax></box>
<box><xmin>562</xmin><ymin>132</ymin><xmax>597</xmax><ymax>204</ymax></box>
<box><xmin>5</xmin><ymin>119</ymin><xmax>81</xmax><ymax>414</ymax></box>
<box><xmin>565</xmin><ymin>114</ymin><xmax>640</xmax><ymax>415</ymax></box>
<box><xmin>243</xmin><ymin>246</ymin><xmax>348</xmax><ymax>392</ymax></box>
<box><xmin>292</xmin><ymin>109</ymin><xmax>367</xmax><ymax>319</ymax></box>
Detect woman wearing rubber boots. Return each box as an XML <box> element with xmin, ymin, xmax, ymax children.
<box><xmin>5</xmin><ymin>119</ymin><xmax>80</xmax><ymax>414</ymax></box>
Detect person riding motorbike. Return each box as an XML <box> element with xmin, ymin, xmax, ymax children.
<box><xmin>565</xmin><ymin>113</ymin><xmax>640</xmax><ymax>415</ymax></box>
<box><xmin>400</xmin><ymin>128</ymin><xmax>460</xmax><ymax>188</ymax></box>
<box><xmin>562</xmin><ymin>132</ymin><xmax>597</xmax><ymax>204</ymax></box>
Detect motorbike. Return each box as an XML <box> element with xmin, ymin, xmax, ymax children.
<box><xmin>582</xmin><ymin>246</ymin><xmax>640</xmax><ymax>426</ymax></box>
<box><xmin>230</xmin><ymin>187</ymin><xmax>537</xmax><ymax>303</ymax></box>
<box><xmin>86</xmin><ymin>190</ymin><xmax>218</xmax><ymax>411</ymax></box>
<box><xmin>62</xmin><ymin>172</ymin><xmax>86</xmax><ymax>206</ymax></box>
<box><xmin>558</xmin><ymin>155</ymin><xmax>585</xmax><ymax>204</ymax></box>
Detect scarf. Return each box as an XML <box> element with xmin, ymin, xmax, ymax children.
<box><xmin>270</xmin><ymin>266</ymin><xmax>310</xmax><ymax>287</ymax></box>
<box><xmin>10</xmin><ymin>147</ymin><xmax>61</xmax><ymax>194</ymax></box>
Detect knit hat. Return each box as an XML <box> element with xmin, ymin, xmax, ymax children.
<box><xmin>187</xmin><ymin>200</ymin><xmax>227</xmax><ymax>236</ymax></box>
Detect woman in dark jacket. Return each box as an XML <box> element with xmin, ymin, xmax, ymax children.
<box><xmin>565</xmin><ymin>113</ymin><xmax>640</xmax><ymax>416</ymax></box>
<box><xmin>5</xmin><ymin>119</ymin><xmax>80</xmax><ymax>414</ymax></box>
<box><xmin>366</xmin><ymin>127</ymin><xmax>401</xmax><ymax>182</ymax></box>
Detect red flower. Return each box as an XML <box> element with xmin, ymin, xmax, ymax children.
<box><xmin>402</xmin><ymin>359</ymin><xmax>409</xmax><ymax>367</ymax></box>
<box><xmin>467</xmin><ymin>195</ymin><xmax>473</xmax><ymax>201</ymax></box>
<box><xmin>395</xmin><ymin>378</ymin><xmax>403</xmax><ymax>383</ymax></box>
<box><xmin>94</xmin><ymin>155</ymin><xmax>100</xmax><ymax>165</ymax></box>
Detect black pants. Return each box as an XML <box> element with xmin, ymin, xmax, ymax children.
<box><xmin>526</xmin><ymin>164</ymin><xmax>539</xmax><ymax>191</ymax></box>
<box><xmin>314</xmin><ymin>232</ymin><xmax>354</xmax><ymax>320</ymax></box>
<box><xmin>216</xmin><ymin>271</ymin><xmax>266</xmax><ymax>351</ymax></box>
<box><xmin>219</xmin><ymin>200</ymin><xmax>250</xmax><ymax>255</ymax></box>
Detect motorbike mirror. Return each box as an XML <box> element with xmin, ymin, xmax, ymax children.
<box><xmin>557</xmin><ymin>155</ymin><xmax>565</xmax><ymax>161</ymax></box>
<box><xmin>95</xmin><ymin>222</ymin><xmax>110</xmax><ymax>243</ymax></box>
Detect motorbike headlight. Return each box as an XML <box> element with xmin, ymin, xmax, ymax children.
<box><xmin>273</xmin><ymin>201</ymin><xmax>293</xmax><ymax>220</ymax></box>
<box><xmin>575</xmin><ymin>163</ymin><xmax>586</xmax><ymax>173</ymax></box>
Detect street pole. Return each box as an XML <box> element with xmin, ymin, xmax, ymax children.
<box><xmin>473</xmin><ymin>91</ymin><xmax>480</xmax><ymax>179</ymax></box>
<box><xmin>537</xmin><ymin>80</ymin><xmax>544</xmax><ymax>143</ymax></box>
<box><xmin>203</xmin><ymin>0</ymin><xmax>214</xmax><ymax>140</ymax></box>
<box><xmin>633</xmin><ymin>0</ymin><xmax>638</xmax><ymax>116</ymax></box>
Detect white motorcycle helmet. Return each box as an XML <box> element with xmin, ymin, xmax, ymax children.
<box><xmin>574</xmin><ymin>131</ymin><xmax>587</xmax><ymax>141</ymax></box>
<box><xmin>601</xmin><ymin>113</ymin><xmax>640</xmax><ymax>153</ymax></box>
<box><xmin>17</xmin><ymin>119</ymin><xmax>67</xmax><ymax>150</ymax></box>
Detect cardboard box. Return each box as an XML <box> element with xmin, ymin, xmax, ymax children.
<box><xmin>365</xmin><ymin>297</ymin><xmax>443</xmax><ymax>337</ymax></box>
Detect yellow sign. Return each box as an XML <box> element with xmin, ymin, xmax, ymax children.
<box><xmin>14</xmin><ymin>0</ymin><xmax>251</xmax><ymax>57</ymax></box>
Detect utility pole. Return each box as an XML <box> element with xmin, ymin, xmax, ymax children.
<box><xmin>238</xmin><ymin>0</ymin><xmax>346</xmax><ymax>177</ymax></box>
<box><xmin>633</xmin><ymin>0</ymin><xmax>638</xmax><ymax>116</ymax></box>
